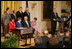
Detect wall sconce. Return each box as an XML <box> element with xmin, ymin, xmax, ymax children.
<box><xmin>31</xmin><ymin>2</ymin><xmax>37</xmax><ymax>10</ymax></box>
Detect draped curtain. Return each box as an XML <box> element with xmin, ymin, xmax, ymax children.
<box><xmin>1</xmin><ymin>1</ymin><xmax>20</xmax><ymax>34</ymax></box>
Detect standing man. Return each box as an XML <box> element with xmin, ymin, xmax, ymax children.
<box><xmin>16</xmin><ymin>7</ymin><xmax>24</xmax><ymax>21</ymax></box>
<box><xmin>3</xmin><ymin>7</ymin><xmax>11</xmax><ymax>36</ymax></box>
<box><xmin>11</xmin><ymin>10</ymin><xmax>17</xmax><ymax>23</ymax></box>
<box><xmin>23</xmin><ymin>7</ymin><xmax>30</xmax><ymax>21</ymax></box>
<box><xmin>51</xmin><ymin>8</ymin><xmax>60</xmax><ymax>35</ymax></box>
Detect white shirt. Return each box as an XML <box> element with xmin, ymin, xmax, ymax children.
<box><xmin>19</xmin><ymin>11</ymin><xmax>22</xmax><ymax>13</ymax></box>
<box><xmin>25</xmin><ymin>21</ymin><xmax>29</xmax><ymax>27</ymax></box>
<box><xmin>68</xmin><ymin>16</ymin><xmax>70</xmax><ymax>18</ymax></box>
<box><xmin>54</xmin><ymin>13</ymin><xmax>57</xmax><ymax>17</ymax></box>
<box><xmin>18</xmin><ymin>21</ymin><xmax>21</xmax><ymax>23</ymax></box>
<box><xmin>7</xmin><ymin>11</ymin><xmax>10</xmax><ymax>14</ymax></box>
<box><xmin>27</xmin><ymin>12</ymin><xmax>29</xmax><ymax>15</ymax></box>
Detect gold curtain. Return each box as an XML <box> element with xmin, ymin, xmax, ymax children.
<box><xmin>1</xmin><ymin>1</ymin><xmax>20</xmax><ymax>34</ymax></box>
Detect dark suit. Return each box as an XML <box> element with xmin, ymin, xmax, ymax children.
<box><xmin>22</xmin><ymin>20</ymin><xmax>31</xmax><ymax>27</ymax></box>
<box><xmin>41</xmin><ymin>36</ymin><xmax>50</xmax><ymax>47</ymax></box>
<box><xmin>51</xmin><ymin>12</ymin><xmax>60</xmax><ymax>35</ymax></box>
<box><xmin>16</xmin><ymin>11</ymin><xmax>24</xmax><ymax>20</ymax></box>
<box><xmin>23</xmin><ymin>11</ymin><xmax>30</xmax><ymax>21</ymax></box>
<box><xmin>3</xmin><ymin>12</ymin><xmax>11</xmax><ymax>35</ymax></box>
<box><xmin>11</xmin><ymin>14</ymin><xmax>17</xmax><ymax>23</ymax></box>
<box><xmin>32</xmin><ymin>44</ymin><xmax>47</xmax><ymax>48</ymax></box>
<box><xmin>11</xmin><ymin>14</ymin><xmax>16</xmax><ymax>19</ymax></box>
<box><xmin>64</xmin><ymin>16</ymin><xmax>71</xmax><ymax>28</ymax></box>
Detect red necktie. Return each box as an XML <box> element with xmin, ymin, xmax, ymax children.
<box><xmin>14</xmin><ymin>16</ymin><xmax>16</xmax><ymax>19</ymax></box>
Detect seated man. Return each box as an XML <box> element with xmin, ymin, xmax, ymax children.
<box><xmin>16</xmin><ymin>17</ymin><xmax>22</xmax><ymax>28</ymax></box>
<box><xmin>62</xmin><ymin>37</ymin><xmax>71</xmax><ymax>48</ymax></box>
<box><xmin>21</xmin><ymin>16</ymin><xmax>30</xmax><ymax>39</ymax></box>
<box><xmin>22</xmin><ymin>16</ymin><xmax>31</xmax><ymax>27</ymax></box>
<box><xmin>48</xmin><ymin>37</ymin><xmax>62</xmax><ymax>48</ymax></box>
<box><xmin>41</xmin><ymin>30</ymin><xmax>50</xmax><ymax>48</ymax></box>
<box><xmin>56</xmin><ymin>32</ymin><xmax>65</xmax><ymax>42</ymax></box>
<box><xmin>65</xmin><ymin>31</ymin><xmax>71</xmax><ymax>38</ymax></box>
<box><xmin>22</xmin><ymin>16</ymin><xmax>34</xmax><ymax>38</ymax></box>
<box><xmin>9</xmin><ymin>18</ymin><xmax>16</xmax><ymax>32</ymax></box>
<box><xmin>32</xmin><ymin>36</ymin><xmax>47</xmax><ymax>48</ymax></box>
<box><xmin>64</xmin><ymin>16</ymin><xmax>71</xmax><ymax>30</ymax></box>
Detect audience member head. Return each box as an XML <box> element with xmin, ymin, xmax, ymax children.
<box><xmin>49</xmin><ymin>37</ymin><xmax>59</xmax><ymax>46</ymax></box>
<box><xmin>34</xmin><ymin>36</ymin><xmax>42</xmax><ymax>45</ymax></box>
<box><xmin>53</xmin><ymin>8</ymin><xmax>56</xmax><ymax>13</ymax></box>
<box><xmin>67</xmin><ymin>13</ymin><xmax>70</xmax><ymax>16</ymax></box>
<box><xmin>64</xmin><ymin>32</ymin><xmax>70</xmax><ymax>38</ymax></box>
<box><xmin>6</xmin><ymin>7</ymin><xmax>10</xmax><ymax>12</ymax></box>
<box><xmin>19</xmin><ymin>7</ymin><xmax>23</xmax><ymax>11</ymax></box>
<box><xmin>57</xmin><ymin>32</ymin><xmax>64</xmax><ymax>37</ymax></box>
<box><xmin>62</xmin><ymin>37</ymin><xmax>71</xmax><ymax>48</ymax></box>
<box><xmin>57</xmin><ymin>32</ymin><xmax>60</xmax><ymax>37</ymax></box>
<box><xmin>18</xmin><ymin>17</ymin><xmax>22</xmax><ymax>22</ymax></box>
<box><xmin>43</xmin><ymin>30</ymin><xmax>49</xmax><ymax>36</ymax></box>
<box><xmin>24</xmin><ymin>16</ymin><xmax>28</xmax><ymax>21</ymax></box>
<box><xmin>13</xmin><ymin>10</ymin><xmax>16</xmax><ymax>14</ymax></box>
<box><xmin>25</xmin><ymin>7</ymin><xmax>29</xmax><ymax>12</ymax></box>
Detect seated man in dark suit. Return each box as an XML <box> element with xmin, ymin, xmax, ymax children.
<box><xmin>32</xmin><ymin>36</ymin><xmax>47</xmax><ymax>48</ymax></box>
<box><xmin>22</xmin><ymin>16</ymin><xmax>33</xmax><ymax>38</ymax></box>
<box><xmin>21</xmin><ymin>16</ymin><xmax>33</xmax><ymax>44</ymax></box>
<box><xmin>16</xmin><ymin>17</ymin><xmax>22</xmax><ymax>28</ymax></box>
<box><xmin>48</xmin><ymin>37</ymin><xmax>62</xmax><ymax>48</ymax></box>
<box><xmin>56</xmin><ymin>32</ymin><xmax>65</xmax><ymax>42</ymax></box>
<box><xmin>22</xmin><ymin>16</ymin><xmax>31</xmax><ymax>27</ymax></box>
<box><xmin>62</xmin><ymin>37</ymin><xmax>71</xmax><ymax>48</ymax></box>
<box><xmin>41</xmin><ymin>30</ymin><xmax>50</xmax><ymax>48</ymax></box>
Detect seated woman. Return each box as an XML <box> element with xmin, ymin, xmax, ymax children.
<box><xmin>9</xmin><ymin>18</ymin><xmax>16</xmax><ymax>32</ymax></box>
<box><xmin>16</xmin><ymin>17</ymin><xmax>22</xmax><ymax>28</ymax></box>
<box><xmin>30</xmin><ymin>17</ymin><xmax>40</xmax><ymax>36</ymax></box>
<box><xmin>16</xmin><ymin>17</ymin><xmax>22</xmax><ymax>40</ymax></box>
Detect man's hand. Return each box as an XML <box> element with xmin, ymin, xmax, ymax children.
<box><xmin>53</xmin><ymin>19</ymin><xmax>56</xmax><ymax>21</ymax></box>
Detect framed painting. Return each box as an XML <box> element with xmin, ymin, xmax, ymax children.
<box><xmin>42</xmin><ymin>1</ymin><xmax>53</xmax><ymax>21</ymax></box>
